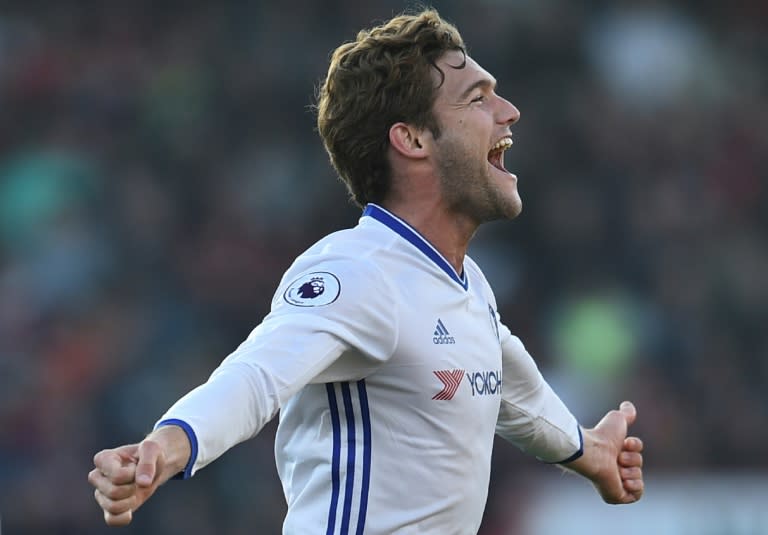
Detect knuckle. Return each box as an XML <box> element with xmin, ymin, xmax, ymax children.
<box><xmin>93</xmin><ymin>449</ymin><xmax>109</xmax><ymax>466</ymax></box>
<box><xmin>105</xmin><ymin>511</ymin><xmax>131</xmax><ymax>526</ymax></box>
<box><xmin>105</xmin><ymin>500</ymin><xmax>126</xmax><ymax>515</ymax></box>
<box><xmin>87</xmin><ymin>469</ymin><xmax>99</xmax><ymax>485</ymax></box>
<box><xmin>95</xmin><ymin>490</ymin><xmax>131</xmax><ymax>515</ymax></box>
<box><xmin>104</xmin><ymin>483</ymin><xmax>121</xmax><ymax>500</ymax></box>
<box><xmin>95</xmin><ymin>489</ymin><xmax>111</xmax><ymax>510</ymax></box>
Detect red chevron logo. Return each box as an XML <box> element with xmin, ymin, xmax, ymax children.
<box><xmin>432</xmin><ymin>369</ymin><xmax>465</xmax><ymax>400</ymax></box>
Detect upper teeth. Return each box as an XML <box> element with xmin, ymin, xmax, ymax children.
<box><xmin>491</xmin><ymin>138</ymin><xmax>513</xmax><ymax>152</ymax></box>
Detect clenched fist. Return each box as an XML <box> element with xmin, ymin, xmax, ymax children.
<box><xmin>88</xmin><ymin>425</ymin><xmax>191</xmax><ymax>526</ymax></box>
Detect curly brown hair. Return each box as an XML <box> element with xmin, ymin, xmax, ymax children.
<box><xmin>316</xmin><ymin>9</ymin><xmax>466</xmax><ymax>207</ymax></box>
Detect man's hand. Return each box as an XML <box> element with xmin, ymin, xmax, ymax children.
<box><xmin>88</xmin><ymin>425</ymin><xmax>191</xmax><ymax>526</ymax></box>
<box><xmin>565</xmin><ymin>401</ymin><xmax>644</xmax><ymax>504</ymax></box>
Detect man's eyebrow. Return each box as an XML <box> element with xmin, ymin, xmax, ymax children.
<box><xmin>458</xmin><ymin>78</ymin><xmax>496</xmax><ymax>101</ymax></box>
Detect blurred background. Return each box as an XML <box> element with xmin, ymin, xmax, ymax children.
<box><xmin>0</xmin><ymin>0</ymin><xmax>766</xmax><ymax>533</ymax></box>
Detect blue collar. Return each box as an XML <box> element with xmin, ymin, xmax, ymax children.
<box><xmin>362</xmin><ymin>204</ymin><xmax>468</xmax><ymax>291</ymax></box>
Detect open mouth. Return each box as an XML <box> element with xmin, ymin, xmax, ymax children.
<box><xmin>487</xmin><ymin>137</ymin><xmax>513</xmax><ymax>172</ymax></box>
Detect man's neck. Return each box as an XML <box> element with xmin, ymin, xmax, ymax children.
<box><xmin>379</xmin><ymin>200</ymin><xmax>477</xmax><ymax>275</ymax></box>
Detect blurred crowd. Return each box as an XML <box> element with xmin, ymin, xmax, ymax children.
<box><xmin>1</xmin><ymin>1</ymin><xmax>766</xmax><ymax>533</ymax></box>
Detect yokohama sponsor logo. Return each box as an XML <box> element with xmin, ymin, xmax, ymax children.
<box><xmin>465</xmin><ymin>370</ymin><xmax>502</xmax><ymax>396</ymax></box>
<box><xmin>432</xmin><ymin>369</ymin><xmax>465</xmax><ymax>400</ymax></box>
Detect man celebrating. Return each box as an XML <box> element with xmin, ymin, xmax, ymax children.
<box><xmin>89</xmin><ymin>9</ymin><xmax>643</xmax><ymax>534</ymax></box>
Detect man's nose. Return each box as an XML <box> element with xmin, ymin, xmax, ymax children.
<box><xmin>498</xmin><ymin>98</ymin><xmax>520</xmax><ymax>126</ymax></box>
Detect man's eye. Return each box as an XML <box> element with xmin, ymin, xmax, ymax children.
<box><xmin>471</xmin><ymin>95</ymin><xmax>484</xmax><ymax>103</ymax></box>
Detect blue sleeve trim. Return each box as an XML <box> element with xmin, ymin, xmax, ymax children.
<box><xmin>553</xmin><ymin>425</ymin><xmax>584</xmax><ymax>465</ymax></box>
<box><xmin>547</xmin><ymin>424</ymin><xmax>584</xmax><ymax>464</ymax></box>
<box><xmin>155</xmin><ymin>418</ymin><xmax>198</xmax><ymax>479</ymax></box>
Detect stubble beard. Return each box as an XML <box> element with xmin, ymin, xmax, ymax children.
<box><xmin>436</xmin><ymin>141</ymin><xmax>521</xmax><ymax>225</ymax></box>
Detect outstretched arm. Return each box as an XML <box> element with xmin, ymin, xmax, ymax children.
<box><xmin>494</xmin><ymin>329</ymin><xmax>644</xmax><ymax>503</ymax></box>
<box><xmin>88</xmin><ymin>259</ymin><xmax>399</xmax><ymax>526</ymax></box>
<box><xmin>88</xmin><ymin>425</ymin><xmax>191</xmax><ymax>526</ymax></box>
<box><xmin>564</xmin><ymin>401</ymin><xmax>644</xmax><ymax>504</ymax></box>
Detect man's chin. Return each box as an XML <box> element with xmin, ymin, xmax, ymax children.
<box><xmin>507</xmin><ymin>195</ymin><xmax>523</xmax><ymax>219</ymax></box>
<box><xmin>495</xmin><ymin>189</ymin><xmax>522</xmax><ymax>220</ymax></box>
<box><xmin>475</xmin><ymin>197</ymin><xmax>522</xmax><ymax>224</ymax></box>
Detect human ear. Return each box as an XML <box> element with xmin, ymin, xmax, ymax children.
<box><xmin>389</xmin><ymin>122</ymin><xmax>428</xmax><ymax>159</ymax></box>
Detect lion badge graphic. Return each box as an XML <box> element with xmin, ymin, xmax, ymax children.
<box><xmin>298</xmin><ymin>277</ymin><xmax>325</xmax><ymax>299</ymax></box>
<box><xmin>284</xmin><ymin>272</ymin><xmax>340</xmax><ymax>307</ymax></box>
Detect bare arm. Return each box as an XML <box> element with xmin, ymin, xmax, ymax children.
<box><xmin>88</xmin><ymin>425</ymin><xmax>191</xmax><ymax>526</ymax></box>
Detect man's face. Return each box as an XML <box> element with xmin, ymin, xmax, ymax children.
<box><xmin>428</xmin><ymin>50</ymin><xmax>522</xmax><ymax>224</ymax></box>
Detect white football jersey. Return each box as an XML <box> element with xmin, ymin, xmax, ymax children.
<box><xmin>157</xmin><ymin>204</ymin><xmax>582</xmax><ymax>535</ymax></box>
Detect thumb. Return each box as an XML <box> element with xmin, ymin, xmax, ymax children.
<box><xmin>135</xmin><ymin>440</ymin><xmax>162</xmax><ymax>487</ymax></box>
<box><xmin>619</xmin><ymin>401</ymin><xmax>637</xmax><ymax>427</ymax></box>
<box><xmin>595</xmin><ymin>403</ymin><xmax>632</xmax><ymax>438</ymax></box>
